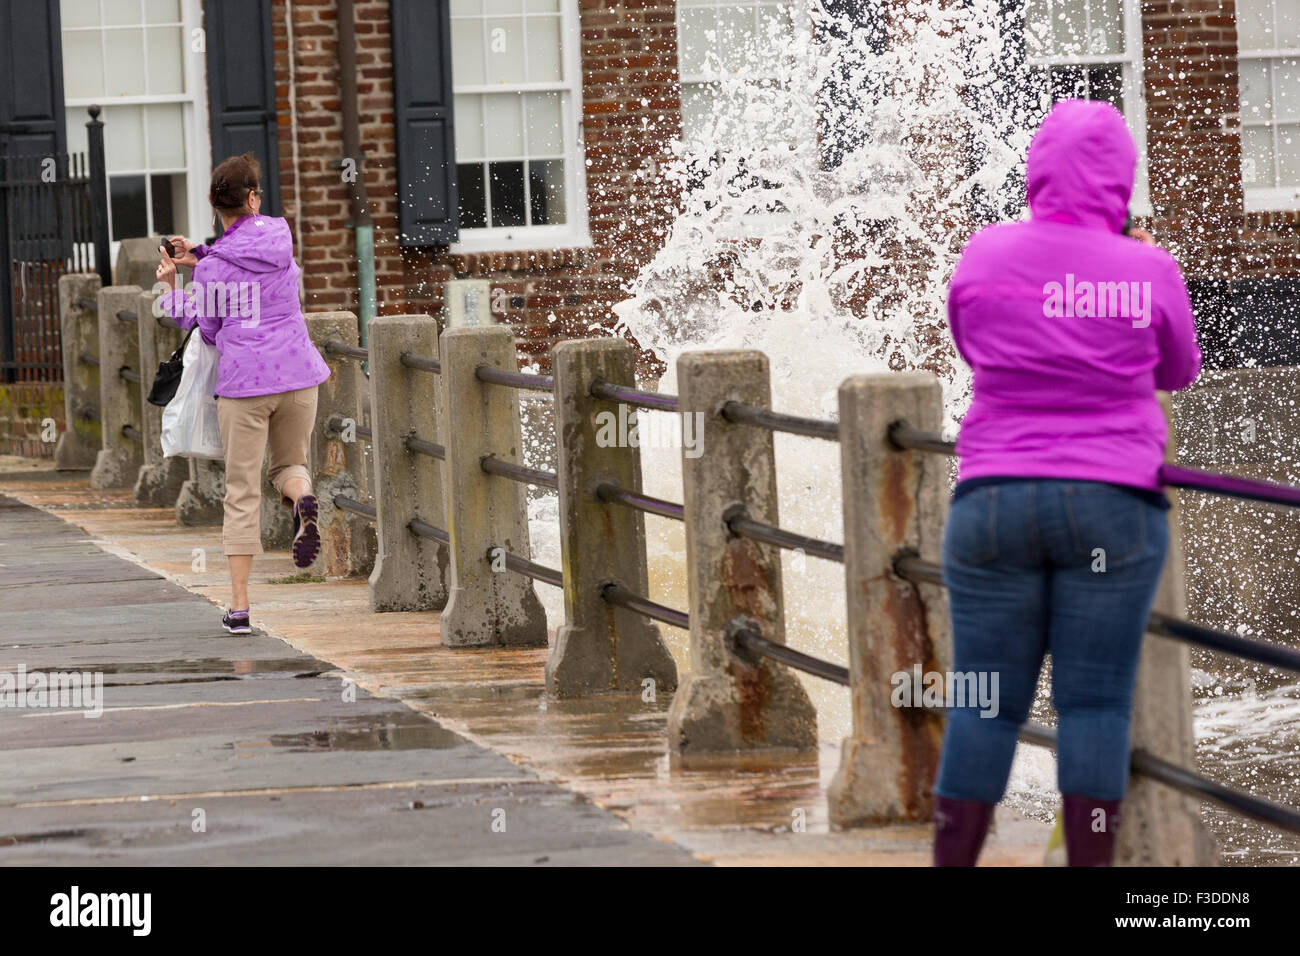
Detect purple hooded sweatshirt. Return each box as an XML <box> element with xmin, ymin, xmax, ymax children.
<box><xmin>159</xmin><ymin>214</ymin><xmax>330</xmax><ymax>399</ymax></box>
<box><xmin>946</xmin><ymin>100</ymin><xmax>1202</xmax><ymax>493</ymax></box>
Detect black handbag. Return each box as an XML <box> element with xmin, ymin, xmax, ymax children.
<box><xmin>147</xmin><ymin>325</ymin><xmax>197</xmax><ymax>407</ymax></box>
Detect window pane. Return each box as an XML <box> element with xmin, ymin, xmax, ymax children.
<box><xmin>484</xmin><ymin>92</ymin><xmax>524</xmax><ymax>159</ymax></box>
<box><xmin>104</xmin><ymin>28</ymin><xmax>147</xmax><ymax>96</ymax></box>
<box><xmin>484</xmin><ymin>18</ymin><xmax>526</xmax><ymax>84</ymax></box>
<box><xmin>1051</xmin><ymin>0</ymin><xmax>1088</xmax><ymax>53</ymax></box>
<box><xmin>61</xmin><ymin>0</ymin><xmax>101</xmax><ymax>28</ymax></box>
<box><xmin>1242</xmin><ymin>125</ymin><xmax>1275</xmax><ymax>187</ymax></box>
<box><xmin>679</xmin><ymin>8</ymin><xmax>714</xmax><ymax>78</ymax></box>
<box><xmin>526</xmin><ymin>15</ymin><xmax>563</xmax><ymax>83</ymax></box>
<box><xmin>457</xmin><ymin>163</ymin><xmax>488</xmax><ymax>228</ymax></box>
<box><xmin>455</xmin><ymin>94</ymin><xmax>485</xmax><ymax>161</ymax></box>
<box><xmin>718</xmin><ymin>6</ymin><xmax>758</xmax><ymax>72</ymax></box>
<box><xmin>1089</xmin><ymin>0</ymin><xmax>1124</xmax><ymax>55</ymax></box>
<box><xmin>1024</xmin><ymin>0</ymin><xmax>1050</xmax><ymax>55</ymax></box>
<box><xmin>485</xmin><ymin>0</ymin><xmax>521</xmax><ymax>12</ymax></box>
<box><xmin>1277</xmin><ymin>121</ymin><xmax>1300</xmax><ymax>185</ymax></box>
<box><xmin>528</xmin><ymin>159</ymin><xmax>565</xmax><ymax>225</ymax></box>
<box><xmin>1048</xmin><ymin>64</ymin><xmax>1086</xmax><ymax>101</ymax></box>
<box><xmin>489</xmin><ymin>161</ymin><xmax>526</xmax><ymax>227</ymax></box>
<box><xmin>62</xmin><ymin>29</ymin><xmax>104</xmax><ymax>98</ymax></box>
<box><xmin>524</xmin><ymin>91</ymin><xmax>563</xmax><ymax>155</ymax></box>
<box><xmin>1276</xmin><ymin>57</ymin><xmax>1300</xmax><ymax>121</ymax></box>
<box><xmin>451</xmin><ymin>19</ymin><xmax>486</xmax><ymax>85</ymax></box>
<box><xmin>1087</xmin><ymin>64</ymin><xmax>1124</xmax><ymax>111</ymax></box>
<box><xmin>104</xmin><ymin>0</ymin><xmax>143</xmax><ymax>26</ymax></box>
<box><xmin>681</xmin><ymin>82</ymin><xmax>716</xmax><ymax>145</ymax></box>
<box><xmin>105</xmin><ymin>105</ymin><xmax>146</xmax><ymax>172</ymax></box>
<box><xmin>525</xmin><ymin>0</ymin><xmax>559</xmax><ymax>10</ymax></box>
<box><xmin>147</xmin><ymin>103</ymin><xmax>186</xmax><ymax>168</ymax></box>
<box><xmin>110</xmin><ymin>175</ymin><xmax>148</xmax><ymax>240</ymax></box>
<box><xmin>1240</xmin><ymin>59</ymin><xmax>1273</xmax><ymax>122</ymax></box>
<box><xmin>1279</xmin><ymin>1</ymin><xmax>1300</xmax><ymax>47</ymax></box>
<box><xmin>145</xmin><ymin>0</ymin><xmax>181</xmax><ymax>21</ymax></box>
<box><xmin>451</xmin><ymin>0</ymin><xmax>481</xmax><ymax>15</ymax></box>
<box><xmin>146</xmin><ymin>26</ymin><xmax>185</xmax><ymax>94</ymax></box>
<box><xmin>1237</xmin><ymin>0</ymin><xmax>1275</xmax><ymax>50</ymax></box>
<box><xmin>150</xmin><ymin>173</ymin><xmax>177</xmax><ymax>234</ymax></box>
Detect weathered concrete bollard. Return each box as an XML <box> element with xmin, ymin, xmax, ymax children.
<box><xmin>827</xmin><ymin>372</ymin><xmax>951</xmax><ymax>826</ymax></box>
<box><xmin>89</xmin><ymin>285</ymin><xmax>145</xmax><ymax>489</ymax></box>
<box><xmin>115</xmin><ymin>237</ymin><xmax>164</xmax><ymax>290</ymax></box>
<box><xmin>305</xmin><ymin>311</ymin><xmax>374</xmax><ymax>577</ymax></box>
<box><xmin>133</xmin><ymin>289</ymin><xmax>189</xmax><ymax>506</ymax></box>
<box><xmin>176</xmin><ymin>459</ymin><xmax>226</xmax><ymax>526</ymax></box>
<box><xmin>1117</xmin><ymin>395</ymin><xmax>1219</xmax><ymax>866</ymax></box>
<box><xmin>54</xmin><ymin>274</ymin><xmax>101</xmax><ymax>470</ymax></box>
<box><xmin>367</xmin><ymin>314</ymin><xmax>449</xmax><ymax>611</ymax></box>
<box><xmin>439</xmin><ymin>326</ymin><xmax>547</xmax><ymax>647</ymax></box>
<box><xmin>546</xmin><ymin>337</ymin><xmax>678</xmax><ymax>697</ymax></box>
<box><xmin>667</xmin><ymin>350</ymin><xmax>816</xmax><ymax>754</ymax></box>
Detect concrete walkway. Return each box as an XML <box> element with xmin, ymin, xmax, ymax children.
<box><xmin>0</xmin><ymin>458</ymin><xmax>1050</xmax><ymax>865</ymax></box>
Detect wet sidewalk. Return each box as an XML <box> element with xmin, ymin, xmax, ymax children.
<box><xmin>0</xmin><ymin>458</ymin><xmax>1049</xmax><ymax>865</ymax></box>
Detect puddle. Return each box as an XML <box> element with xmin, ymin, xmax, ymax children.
<box><xmin>265</xmin><ymin>713</ymin><xmax>465</xmax><ymax>752</ymax></box>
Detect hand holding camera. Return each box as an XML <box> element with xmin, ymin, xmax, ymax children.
<box><xmin>159</xmin><ymin>235</ymin><xmax>199</xmax><ymax>268</ymax></box>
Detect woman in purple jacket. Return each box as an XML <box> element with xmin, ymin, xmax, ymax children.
<box><xmin>935</xmin><ymin>101</ymin><xmax>1202</xmax><ymax>866</ymax></box>
<box><xmin>155</xmin><ymin>153</ymin><xmax>331</xmax><ymax>635</ymax></box>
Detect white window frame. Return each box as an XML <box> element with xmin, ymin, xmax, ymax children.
<box><xmin>61</xmin><ymin>0</ymin><xmax>212</xmax><ymax>256</ymax></box>
<box><xmin>1026</xmin><ymin>0</ymin><xmax>1151</xmax><ymax>216</ymax></box>
<box><xmin>1237</xmin><ymin>0</ymin><xmax>1300</xmax><ymax>211</ymax></box>
<box><xmin>673</xmin><ymin>0</ymin><xmax>813</xmax><ymax>238</ymax></box>
<box><xmin>449</xmin><ymin>0</ymin><xmax>589</xmax><ymax>253</ymax></box>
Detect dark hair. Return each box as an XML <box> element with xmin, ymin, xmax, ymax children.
<box><xmin>210</xmin><ymin>152</ymin><xmax>262</xmax><ymax>213</ymax></box>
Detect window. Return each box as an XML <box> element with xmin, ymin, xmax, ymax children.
<box><xmin>59</xmin><ymin>0</ymin><xmax>210</xmax><ymax>244</ymax></box>
<box><xmin>676</xmin><ymin>0</ymin><xmax>795</xmax><ymax>149</ymax></box>
<box><xmin>1237</xmin><ymin>0</ymin><xmax>1300</xmax><ymax>209</ymax></box>
<box><xmin>1024</xmin><ymin>0</ymin><xmax>1149</xmax><ymax>212</ymax></box>
<box><xmin>449</xmin><ymin>0</ymin><xmax>586</xmax><ymax>249</ymax></box>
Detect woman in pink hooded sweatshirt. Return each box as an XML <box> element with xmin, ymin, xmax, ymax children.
<box><xmin>935</xmin><ymin>100</ymin><xmax>1201</xmax><ymax>866</ymax></box>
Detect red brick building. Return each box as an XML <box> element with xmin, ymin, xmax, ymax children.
<box><xmin>1</xmin><ymin>0</ymin><xmax>1297</xmax><ymax>454</ymax></box>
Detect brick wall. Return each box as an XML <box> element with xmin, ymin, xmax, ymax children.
<box><xmin>269</xmin><ymin>0</ymin><xmax>683</xmax><ymax>368</ymax></box>
<box><xmin>0</xmin><ymin>383</ymin><xmax>63</xmax><ymax>458</ymax></box>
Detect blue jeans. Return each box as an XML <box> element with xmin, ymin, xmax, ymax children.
<box><xmin>935</xmin><ymin>479</ymin><xmax>1168</xmax><ymax>803</ymax></box>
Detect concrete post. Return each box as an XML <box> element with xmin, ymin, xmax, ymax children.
<box><xmin>114</xmin><ymin>237</ymin><xmax>166</xmax><ymax>290</ymax></box>
<box><xmin>305</xmin><ymin>311</ymin><xmax>374</xmax><ymax>577</ymax></box>
<box><xmin>667</xmin><ymin>350</ymin><xmax>816</xmax><ymax>755</ymax></box>
<box><xmin>54</xmin><ymin>273</ymin><xmax>101</xmax><ymax>470</ymax></box>
<box><xmin>439</xmin><ymin>325</ymin><xmax>547</xmax><ymax>647</ymax></box>
<box><xmin>89</xmin><ymin>285</ymin><xmax>145</xmax><ymax>489</ymax></box>
<box><xmin>546</xmin><ymin>337</ymin><xmax>678</xmax><ymax>697</ymax></box>
<box><xmin>367</xmin><ymin>314</ymin><xmax>449</xmax><ymax>611</ymax></box>
<box><xmin>133</xmin><ymin>289</ymin><xmax>189</xmax><ymax>505</ymax></box>
<box><xmin>827</xmin><ymin>373</ymin><xmax>952</xmax><ymax>826</ymax></box>
<box><xmin>176</xmin><ymin>459</ymin><xmax>225</xmax><ymax>526</ymax></box>
<box><xmin>1116</xmin><ymin>395</ymin><xmax>1219</xmax><ymax>866</ymax></box>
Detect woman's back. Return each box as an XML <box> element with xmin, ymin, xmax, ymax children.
<box><xmin>948</xmin><ymin>100</ymin><xmax>1201</xmax><ymax>492</ymax></box>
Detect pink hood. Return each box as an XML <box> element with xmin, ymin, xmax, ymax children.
<box><xmin>946</xmin><ymin>100</ymin><xmax>1201</xmax><ymax>492</ymax></box>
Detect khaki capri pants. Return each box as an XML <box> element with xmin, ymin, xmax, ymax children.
<box><xmin>216</xmin><ymin>385</ymin><xmax>318</xmax><ymax>555</ymax></box>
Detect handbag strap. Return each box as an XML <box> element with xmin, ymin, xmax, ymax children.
<box><xmin>169</xmin><ymin>324</ymin><xmax>196</xmax><ymax>361</ymax></box>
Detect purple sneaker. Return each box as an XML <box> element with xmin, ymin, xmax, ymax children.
<box><xmin>292</xmin><ymin>494</ymin><xmax>320</xmax><ymax>568</ymax></box>
<box><xmin>222</xmin><ymin>609</ymin><xmax>251</xmax><ymax>635</ymax></box>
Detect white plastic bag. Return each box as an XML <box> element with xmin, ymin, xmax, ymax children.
<box><xmin>161</xmin><ymin>331</ymin><xmax>224</xmax><ymax>460</ymax></box>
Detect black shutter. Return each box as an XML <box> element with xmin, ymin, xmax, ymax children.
<box><xmin>205</xmin><ymin>0</ymin><xmax>280</xmax><ymax>215</ymax></box>
<box><xmin>391</xmin><ymin>0</ymin><xmax>458</xmax><ymax>246</ymax></box>
<box><xmin>0</xmin><ymin>0</ymin><xmax>66</xmax><ymax>159</ymax></box>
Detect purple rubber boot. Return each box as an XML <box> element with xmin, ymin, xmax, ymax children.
<box><xmin>1063</xmin><ymin>794</ymin><xmax>1123</xmax><ymax>867</ymax></box>
<box><xmin>933</xmin><ymin>795</ymin><xmax>996</xmax><ymax>867</ymax></box>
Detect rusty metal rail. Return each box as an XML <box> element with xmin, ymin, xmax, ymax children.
<box><xmin>589</xmin><ymin>379</ymin><xmax>679</xmax><ymax>412</ymax></box>
<box><xmin>333</xmin><ymin>495</ymin><xmax>377</xmax><ymax>520</ymax></box>
<box><xmin>480</xmin><ymin>456</ymin><xmax>558</xmax><ymax>491</ymax></box>
<box><xmin>400</xmin><ymin>351</ymin><xmax>441</xmax><ymax>374</ymax></box>
<box><xmin>476</xmin><ymin>365</ymin><xmax>554</xmax><ymax>391</ymax></box>
<box><xmin>595</xmin><ymin>482</ymin><xmax>684</xmax><ymax>521</ymax></box>
<box><xmin>502</xmin><ymin>551</ymin><xmax>562</xmax><ymax>588</ymax></box>
<box><xmin>722</xmin><ymin>400</ymin><xmax>840</xmax><ymax>441</ymax></box>
<box><xmin>601</xmin><ymin>584</ymin><xmax>689</xmax><ymax>630</ymax></box>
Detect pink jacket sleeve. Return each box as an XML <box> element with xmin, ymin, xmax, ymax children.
<box><xmin>1153</xmin><ymin>256</ymin><xmax>1201</xmax><ymax>392</ymax></box>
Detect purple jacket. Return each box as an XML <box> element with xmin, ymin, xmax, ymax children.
<box><xmin>160</xmin><ymin>214</ymin><xmax>330</xmax><ymax>399</ymax></box>
<box><xmin>947</xmin><ymin>100</ymin><xmax>1202</xmax><ymax>493</ymax></box>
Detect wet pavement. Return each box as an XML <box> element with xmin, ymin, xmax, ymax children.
<box><xmin>0</xmin><ymin>458</ymin><xmax>1050</xmax><ymax>865</ymax></box>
